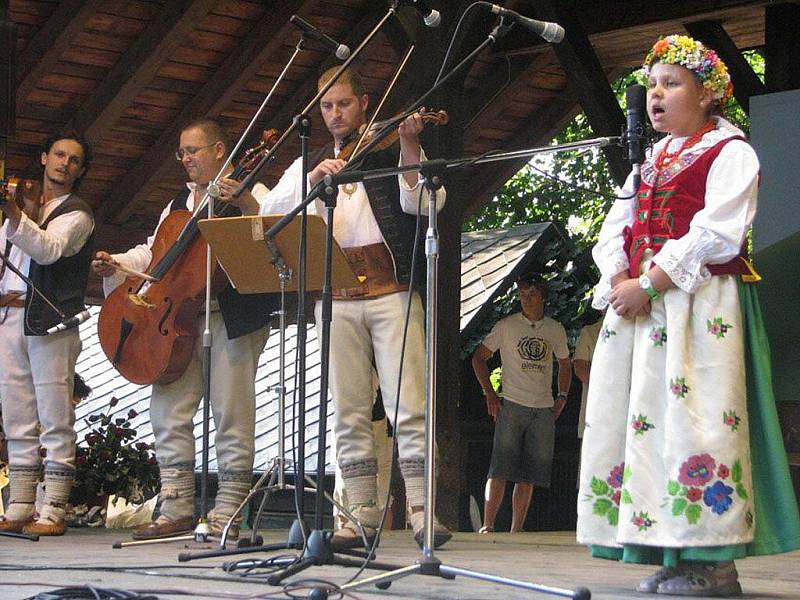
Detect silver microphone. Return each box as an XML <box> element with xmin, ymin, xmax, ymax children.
<box><xmin>290</xmin><ymin>15</ymin><xmax>351</xmax><ymax>60</ymax></box>
<box><xmin>400</xmin><ymin>0</ymin><xmax>442</xmax><ymax>28</ymax></box>
<box><xmin>485</xmin><ymin>3</ymin><xmax>565</xmax><ymax>43</ymax></box>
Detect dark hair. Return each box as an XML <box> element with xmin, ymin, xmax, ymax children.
<box><xmin>72</xmin><ymin>373</ymin><xmax>92</xmax><ymax>401</ymax></box>
<box><xmin>42</xmin><ymin>128</ymin><xmax>93</xmax><ymax>179</ymax></box>
<box><xmin>181</xmin><ymin>117</ymin><xmax>229</xmax><ymax>151</ymax></box>
<box><xmin>515</xmin><ymin>273</ymin><xmax>548</xmax><ymax>297</ymax></box>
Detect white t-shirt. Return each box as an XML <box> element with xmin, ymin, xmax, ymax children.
<box><xmin>574</xmin><ymin>319</ymin><xmax>602</xmax><ymax>437</ymax></box>
<box><xmin>482</xmin><ymin>312</ymin><xmax>569</xmax><ymax>408</ymax></box>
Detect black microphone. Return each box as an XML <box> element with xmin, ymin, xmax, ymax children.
<box><xmin>484</xmin><ymin>3</ymin><xmax>564</xmax><ymax>43</ymax></box>
<box><xmin>625</xmin><ymin>84</ymin><xmax>647</xmax><ymax>190</ymax></box>
<box><xmin>46</xmin><ymin>309</ymin><xmax>91</xmax><ymax>335</ymax></box>
<box><xmin>290</xmin><ymin>15</ymin><xmax>351</xmax><ymax>60</ymax></box>
<box><xmin>399</xmin><ymin>0</ymin><xmax>442</xmax><ymax>28</ymax></box>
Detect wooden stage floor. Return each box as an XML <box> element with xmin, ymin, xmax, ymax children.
<box><xmin>0</xmin><ymin>529</ymin><xmax>797</xmax><ymax>599</ymax></box>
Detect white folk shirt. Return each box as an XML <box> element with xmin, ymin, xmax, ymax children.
<box><xmin>1</xmin><ymin>194</ymin><xmax>94</xmax><ymax>295</ymax></box>
<box><xmin>102</xmin><ymin>181</ymin><xmax>268</xmax><ymax>296</ymax></box>
<box><xmin>482</xmin><ymin>312</ymin><xmax>569</xmax><ymax>409</ymax></box>
<box><xmin>258</xmin><ymin>149</ymin><xmax>445</xmax><ymax>248</ymax></box>
<box><xmin>592</xmin><ymin>116</ymin><xmax>759</xmax><ymax>308</ymax></box>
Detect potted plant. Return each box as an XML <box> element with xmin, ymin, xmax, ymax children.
<box><xmin>70</xmin><ymin>397</ymin><xmax>160</xmax><ymax>519</ymax></box>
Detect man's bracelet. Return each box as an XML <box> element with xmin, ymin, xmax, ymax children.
<box><xmin>557</xmin><ymin>392</ymin><xmax>567</xmax><ymax>400</ymax></box>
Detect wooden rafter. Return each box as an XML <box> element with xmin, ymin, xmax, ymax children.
<box><xmin>67</xmin><ymin>0</ymin><xmax>218</xmax><ymax>142</ymax></box>
<box><xmin>100</xmin><ymin>0</ymin><xmax>313</xmax><ymax>224</ymax></box>
<box><xmin>684</xmin><ymin>20</ymin><xmax>765</xmax><ymax>113</ymax></box>
<box><xmin>532</xmin><ymin>0</ymin><xmax>628</xmax><ymax>186</ymax></box>
<box><xmin>15</xmin><ymin>0</ymin><xmax>104</xmax><ymax>105</ymax></box>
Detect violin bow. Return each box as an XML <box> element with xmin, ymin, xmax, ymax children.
<box><xmin>347</xmin><ymin>44</ymin><xmax>415</xmax><ymax>164</ymax></box>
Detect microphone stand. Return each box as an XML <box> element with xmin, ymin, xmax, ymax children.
<box><xmin>304</xmin><ymin>15</ymin><xmax>603</xmax><ymax>595</ymax></box>
<box><xmin>219</xmin><ymin>2</ymin><xmax>412</xmax><ymax>585</ymax></box>
<box><xmin>318</xmin><ymin>142</ymin><xmax>608</xmax><ymax>600</ymax></box>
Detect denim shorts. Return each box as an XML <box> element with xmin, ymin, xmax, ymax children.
<box><xmin>487</xmin><ymin>399</ymin><xmax>555</xmax><ymax>486</ymax></box>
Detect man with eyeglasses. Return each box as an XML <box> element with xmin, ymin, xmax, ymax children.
<box><xmin>0</xmin><ymin>129</ymin><xmax>94</xmax><ymax>536</ymax></box>
<box><xmin>92</xmin><ymin>118</ymin><xmax>275</xmax><ymax>540</ymax></box>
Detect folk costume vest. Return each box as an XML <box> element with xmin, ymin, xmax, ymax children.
<box><xmin>624</xmin><ymin>135</ymin><xmax>752</xmax><ymax>278</ymax></box>
<box><xmin>311</xmin><ymin>143</ymin><xmax>425</xmax><ymax>290</ymax></box>
<box><xmin>169</xmin><ymin>189</ymin><xmax>278</xmax><ymax>339</ymax></box>
<box><xmin>25</xmin><ymin>195</ymin><xmax>95</xmax><ymax>335</ymax></box>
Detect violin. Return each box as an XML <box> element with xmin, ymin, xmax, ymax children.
<box><xmin>338</xmin><ymin>109</ymin><xmax>448</xmax><ymax>162</ymax></box>
<box><xmin>97</xmin><ymin>129</ymin><xmax>279</xmax><ymax>385</ymax></box>
<box><xmin>0</xmin><ymin>176</ymin><xmax>43</xmax><ymax>223</ymax></box>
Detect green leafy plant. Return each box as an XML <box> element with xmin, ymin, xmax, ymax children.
<box><xmin>71</xmin><ymin>397</ymin><xmax>160</xmax><ymax>505</ymax></box>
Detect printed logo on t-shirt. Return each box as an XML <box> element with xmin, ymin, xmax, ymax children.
<box><xmin>516</xmin><ymin>336</ymin><xmax>549</xmax><ymax>372</ymax></box>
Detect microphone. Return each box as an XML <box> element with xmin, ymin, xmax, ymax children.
<box><xmin>624</xmin><ymin>84</ymin><xmax>647</xmax><ymax>190</ymax></box>
<box><xmin>484</xmin><ymin>4</ymin><xmax>564</xmax><ymax>43</ymax></box>
<box><xmin>290</xmin><ymin>15</ymin><xmax>351</xmax><ymax>60</ymax></box>
<box><xmin>46</xmin><ymin>309</ymin><xmax>91</xmax><ymax>335</ymax></box>
<box><xmin>399</xmin><ymin>0</ymin><xmax>442</xmax><ymax>28</ymax></box>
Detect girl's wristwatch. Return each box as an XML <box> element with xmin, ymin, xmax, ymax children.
<box><xmin>639</xmin><ymin>274</ymin><xmax>659</xmax><ymax>300</ymax></box>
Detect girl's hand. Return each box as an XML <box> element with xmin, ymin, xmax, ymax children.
<box><xmin>610</xmin><ymin>278</ymin><xmax>651</xmax><ymax>319</ymax></box>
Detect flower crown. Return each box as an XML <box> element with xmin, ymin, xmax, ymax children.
<box><xmin>643</xmin><ymin>35</ymin><xmax>733</xmax><ymax>106</ymax></box>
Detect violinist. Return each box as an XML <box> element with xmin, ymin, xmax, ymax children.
<box><xmin>0</xmin><ymin>129</ymin><xmax>94</xmax><ymax>536</ymax></box>
<box><xmin>92</xmin><ymin>118</ymin><xmax>275</xmax><ymax>540</ymax></box>
<box><xmin>258</xmin><ymin>67</ymin><xmax>451</xmax><ymax>550</ymax></box>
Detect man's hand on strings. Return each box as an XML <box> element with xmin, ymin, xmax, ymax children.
<box><xmin>216</xmin><ymin>177</ymin><xmax>260</xmax><ymax>215</ymax></box>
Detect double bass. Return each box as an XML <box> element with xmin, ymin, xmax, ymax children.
<box><xmin>97</xmin><ymin>131</ymin><xmax>279</xmax><ymax>385</ymax></box>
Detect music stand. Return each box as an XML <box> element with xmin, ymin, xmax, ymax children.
<box><xmin>197</xmin><ymin>214</ymin><xmax>358</xmax><ymax>294</ymax></box>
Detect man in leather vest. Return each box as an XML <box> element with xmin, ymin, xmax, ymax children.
<box><xmin>92</xmin><ymin>119</ymin><xmax>274</xmax><ymax>540</ymax></box>
<box><xmin>258</xmin><ymin>67</ymin><xmax>451</xmax><ymax>549</ymax></box>
<box><xmin>0</xmin><ymin>129</ymin><xmax>94</xmax><ymax>536</ymax></box>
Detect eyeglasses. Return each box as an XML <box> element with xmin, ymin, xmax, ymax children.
<box><xmin>175</xmin><ymin>142</ymin><xmax>217</xmax><ymax>161</ymax></box>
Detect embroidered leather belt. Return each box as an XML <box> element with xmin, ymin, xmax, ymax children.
<box><xmin>0</xmin><ymin>292</ymin><xmax>25</xmax><ymax>308</ymax></box>
<box><xmin>334</xmin><ymin>243</ymin><xmax>407</xmax><ymax>300</ymax></box>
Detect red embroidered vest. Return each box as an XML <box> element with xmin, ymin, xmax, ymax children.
<box><xmin>624</xmin><ymin>134</ymin><xmax>751</xmax><ymax>278</ymax></box>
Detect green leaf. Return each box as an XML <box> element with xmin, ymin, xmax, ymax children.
<box><xmin>667</xmin><ymin>480</ymin><xmax>681</xmax><ymax>496</ymax></box>
<box><xmin>686</xmin><ymin>504</ymin><xmax>702</xmax><ymax>525</ymax></box>
<box><xmin>623</xmin><ymin>465</ymin><xmax>632</xmax><ymax>485</ymax></box>
<box><xmin>736</xmin><ymin>482</ymin><xmax>748</xmax><ymax>500</ymax></box>
<box><xmin>607</xmin><ymin>506</ymin><xmax>619</xmax><ymax>526</ymax></box>
<box><xmin>591</xmin><ymin>477</ymin><xmax>610</xmax><ymax>496</ymax></box>
<box><xmin>672</xmin><ymin>498</ymin><xmax>688</xmax><ymax>516</ymax></box>
<box><xmin>593</xmin><ymin>498</ymin><xmax>613</xmax><ymax>516</ymax></box>
<box><xmin>732</xmin><ymin>460</ymin><xmax>743</xmax><ymax>483</ymax></box>
<box><xmin>621</xmin><ymin>489</ymin><xmax>633</xmax><ymax>504</ymax></box>
<box><xmin>679</xmin><ymin>486</ymin><xmax>688</xmax><ymax>497</ymax></box>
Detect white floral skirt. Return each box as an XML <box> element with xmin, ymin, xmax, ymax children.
<box><xmin>577</xmin><ymin>275</ymin><xmax>755</xmax><ymax>549</ymax></box>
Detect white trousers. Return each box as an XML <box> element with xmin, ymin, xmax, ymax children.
<box><xmin>0</xmin><ymin>307</ymin><xmax>81</xmax><ymax>470</ymax></box>
<box><xmin>149</xmin><ymin>311</ymin><xmax>268</xmax><ymax>473</ymax></box>
<box><xmin>316</xmin><ymin>291</ymin><xmax>426</xmax><ymax>468</ymax></box>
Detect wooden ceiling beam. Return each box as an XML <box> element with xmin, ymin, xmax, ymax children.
<box><xmin>67</xmin><ymin>0</ymin><xmax>218</xmax><ymax>142</ymax></box>
<box><xmin>100</xmin><ymin>0</ymin><xmax>313</xmax><ymax>224</ymax></box>
<box><xmin>684</xmin><ymin>19</ymin><xmax>766</xmax><ymax>113</ymax></box>
<box><xmin>532</xmin><ymin>0</ymin><xmax>628</xmax><ymax>186</ymax></box>
<box><xmin>764</xmin><ymin>2</ymin><xmax>800</xmax><ymax>92</ymax></box>
<box><xmin>15</xmin><ymin>0</ymin><xmax>104</xmax><ymax>105</ymax></box>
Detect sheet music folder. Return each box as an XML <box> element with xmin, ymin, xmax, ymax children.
<box><xmin>197</xmin><ymin>214</ymin><xmax>359</xmax><ymax>293</ymax></box>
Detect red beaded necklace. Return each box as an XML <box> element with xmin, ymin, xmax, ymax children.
<box><xmin>653</xmin><ymin>120</ymin><xmax>716</xmax><ymax>176</ymax></box>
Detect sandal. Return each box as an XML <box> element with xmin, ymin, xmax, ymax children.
<box><xmin>477</xmin><ymin>525</ymin><xmax>495</xmax><ymax>534</ymax></box>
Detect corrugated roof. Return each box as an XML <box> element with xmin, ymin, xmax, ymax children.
<box><xmin>74</xmin><ymin>223</ymin><xmax>561</xmax><ymax>471</ymax></box>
